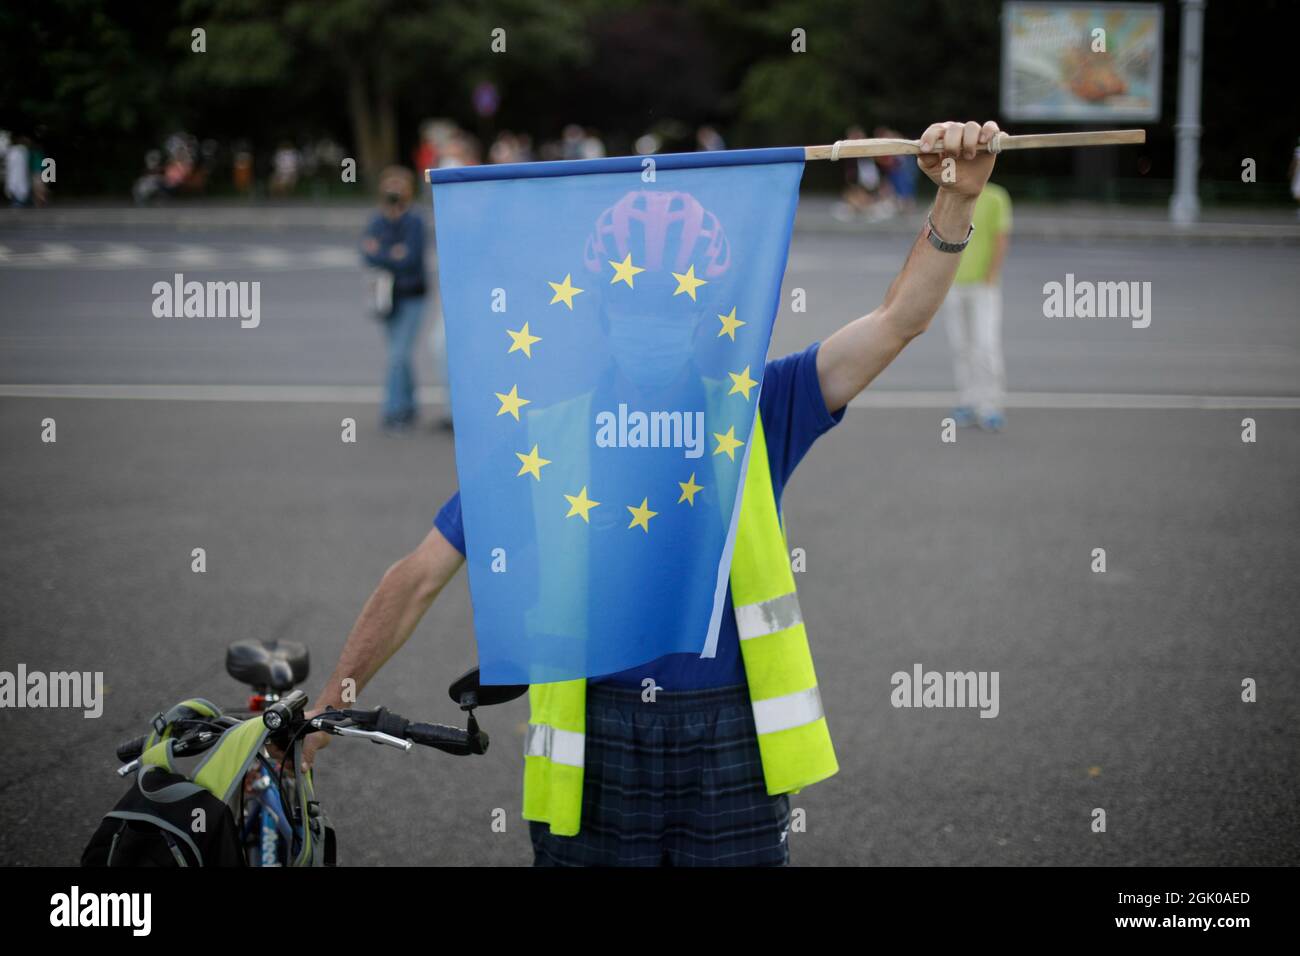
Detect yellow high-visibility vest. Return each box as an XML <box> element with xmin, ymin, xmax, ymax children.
<box><xmin>523</xmin><ymin>413</ymin><xmax>838</xmax><ymax>836</ymax></box>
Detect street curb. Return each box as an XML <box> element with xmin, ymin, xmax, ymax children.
<box><xmin>792</xmin><ymin>208</ymin><xmax>1300</xmax><ymax>245</ymax></box>
<box><xmin>4</xmin><ymin>204</ymin><xmax>1299</xmax><ymax>246</ymax></box>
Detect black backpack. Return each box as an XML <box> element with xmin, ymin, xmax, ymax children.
<box><xmin>82</xmin><ymin>766</ymin><xmax>244</xmax><ymax>867</ymax></box>
<box><xmin>82</xmin><ymin>698</ymin><xmax>266</xmax><ymax>867</ymax></box>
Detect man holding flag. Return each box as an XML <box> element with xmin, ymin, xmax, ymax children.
<box><xmin>305</xmin><ymin>120</ymin><xmax>1003</xmax><ymax>866</ymax></box>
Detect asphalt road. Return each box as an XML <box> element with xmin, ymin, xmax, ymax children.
<box><xmin>1</xmin><ymin>222</ymin><xmax>1298</xmax><ymax>394</ymax></box>
<box><xmin>1</xmin><ymin>217</ymin><xmax>1297</xmax><ymax>865</ymax></box>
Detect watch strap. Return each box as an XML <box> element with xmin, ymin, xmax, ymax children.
<box><xmin>926</xmin><ymin>213</ymin><xmax>974</xmax><ymax>253</ymax></box>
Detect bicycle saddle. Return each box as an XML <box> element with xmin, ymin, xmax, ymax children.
<box><xmin>225</xmin><ymin>639</ymin><xmax>310</xmax><ymax>692</ymax></box>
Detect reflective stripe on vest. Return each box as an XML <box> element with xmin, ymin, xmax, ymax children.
<box><xmin>735</xmin><ymin>592</ymin><xmax>804</xmax><ymax>641</ymax></box>
<box><xmin>524</xmin><ymin>722</ymin><xmax>585</xmax><ymax>768</ymax></box>
<box><xmin>522</xmin><ymin>408</ymin><xmax>839</xmax><ymax>837</ymax></box>
<box><xmin>751</xmin><ymin>685</ymin><xmax>825</xmax><ymax>735</ymax></box>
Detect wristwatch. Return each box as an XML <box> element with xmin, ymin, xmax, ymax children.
<box><xmin>925</xmin><ymin>212</ymin><xmax>974</xmax><ymax>253</ymax></box>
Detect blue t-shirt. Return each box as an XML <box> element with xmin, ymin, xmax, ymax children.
<box><xmin>433</xmin><ymin>341</ymin><xmax>845</xmax><ymax>690</ymax></box>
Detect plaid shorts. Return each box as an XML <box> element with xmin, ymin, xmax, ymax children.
<box><xmin>529</xmin><ymin>682</ymin><xmax>791</xmax><ymax>867</ymax></box>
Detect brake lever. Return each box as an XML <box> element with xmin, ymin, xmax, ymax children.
<box><xmin>331</xmin><ymin>726</ymin><xmax>413</xmax><ymax>751</ymax></box>
<box><xmin>116</xmin><ymin>730</ymin><xmax>218</xmax><ymax>777</ymax></box>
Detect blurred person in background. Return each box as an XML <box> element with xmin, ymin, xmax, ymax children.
<box><xmin>361</xmin><ymin>166</ymin><xmax>428</xmax><ymax>435</ymax></box>
<box><xmin>560</xmin><ymin>123</ymin><xmax>586</xmax><ymax>160</ymax></box>
<box><xmin>301</xmin><ymin>138</ymin><xmax>342</xmax><ymax>184</ymax></box>
<box><xmin>696</xmin><ymin>124</ymin><xmax>726</xmax><ymax>151</ymax></box>
<box><xmin>438</xmin><ymin>130</ymin><xmax>480</xmax><ymax>169</ymax></box>
<box><xmin>1290</xmin><ymin>136</ymin><xmax>1300</xmax><ymax>220</ymax></box>
<box><xmin>581</xmin><ymin>128</ymin><xmax>605</xmax><ymax>159</ymax></box>
<box><xmin>875</xmin><ymin>125</ymin><xmax>917</xmax><ymax>211</ymax></box>
<box><xmin>832</xmin><ymin>124</ymin><xmax>892</xmax><ymax>223</ymax></box>
<box><xmin>162</xmin><ymin>136</ymin><xmax>195</xmax><ymax>194</ymax></box>
<box><xmin>271</xmin><ymin>142</ymin><xmax>301</xmax><ymax>196</ymax></box>
<box><xmin>538</xmin><ymin>135</ymin><xmax>564</xmax><ymax>161</ymax></box>
<box><xmin>489</xmin><ymin>130</ymin><xmax>524</xmax><ymax>164</ymax></box>
<box><xmin>559</xmin><ymin>124</ymin><xmax>605</xmax><ymax>161</ymax></box>
<box><xmin>414</xmin><ymin>124</ymin><xmax>438</xmax><ymax>196</ymax></box>
<box><xmin>941</xmin><ymin>181</ymin><xmax>1012</xmax><ymax>432</ymax></box>
<box><xmin>634</xmin><ymin>131</ymin><xmax>662</xmax><ymax>155</ymax></box>
<box><xmin>232</xmin><ymin>145</ymin><xmax>254</xmax><ymax>195</ymax></box>
<box><xmin>132</xmin><ymin>149</ymin><xmax>165</xmax><ymax>204</ymax></box>
<box><xmin>28</xmin><ymin>130</ymin><xmax>49</xmax><ymax>207</ymax></box>
<box><xmin>514</xmin><ymin>133</ymin><xmax>535</xmax><ymax>163</ymax></box>
<box><xmin>5</xmin><ymin>134</ymin><xmax>31</xmax><ymax>207</ymax></box>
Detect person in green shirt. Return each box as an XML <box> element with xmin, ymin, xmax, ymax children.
<box><xmin>942</xmin><ymin>181</ymin><xmax>1012</xmax><ymax>430</ymax></box>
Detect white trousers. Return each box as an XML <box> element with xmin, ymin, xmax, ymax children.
<box><xmin>941</xmin><ymin>282</ymin><xmax>1005</xmax><ymax>416</ymax></box>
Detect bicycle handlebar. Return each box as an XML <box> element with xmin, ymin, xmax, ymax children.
<box><xmin>113</xmin><ymin>696</ymin><xmax>487</xmax><ymax>772</ymax></box>
<box><xmin>406</xmin><ymin>721</ymin><xmax>482</xmax><ymax>755</ymax></box>
<box><xmin>313</xmin><ymin>706</ymin><xmax>487</xmax><ymax>756</ymax></box>
<box><xmin>114</xmin><ymin>729</ymin><xmax>222</xmax><ymax>777</ymax></box>
<box><xmin>116</xmin><ymin>735</ymin><xmax>148</xmax><ymax>764</ymax></box>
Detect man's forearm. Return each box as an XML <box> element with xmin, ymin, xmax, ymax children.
<box><xmin>880</xmin><ymin>190</ymin><xmax>977</xmax><ymax>341</ymax></box>
<box><xmin>816</xmin><ymin>188</ymin><xmax>984</xmax><ymax>412</ymax></box>
<box><xmin>315</xmin><ymin>557</ymin><xmax>441</xmax><ymax>710</ymax></box>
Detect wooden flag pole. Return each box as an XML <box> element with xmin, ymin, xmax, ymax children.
<box><xmin>422</xmin><ymin>130</ymin><xmax>1147</xmax><ymax>181</ymax></box>
<box><xmin>804</xmin><ymin>129</ymin><xmax>1145</xmax><ymax>161</ymax></box>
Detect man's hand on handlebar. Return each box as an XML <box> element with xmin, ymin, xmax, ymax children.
<box><xmin>299</xmin><ymin>707</ymin><xmax>333</xmax><ymax>772</ymax></box>
<box><xmin>264</xmin><ymin>704</ymin><xmax>333</xmax><ymax>774</ymax></box>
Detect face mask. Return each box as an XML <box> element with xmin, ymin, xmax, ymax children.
<box><xmin>607</xmin><ymin>313</ymin><xmax>696</xmax><ymax>392</ymax></box>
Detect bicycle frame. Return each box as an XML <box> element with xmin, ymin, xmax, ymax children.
<box><xmin>243</xmin><ymin>754</ymin><xmax>294</xmax><ymax>866</ymax></box>
<box><xmin>238</xmin><ymin>690</ymin><xmax>299</xmax><ymax>867</ymax></box>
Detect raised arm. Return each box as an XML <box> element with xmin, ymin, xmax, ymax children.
<box><xmin>302</xmin><ymin>524</ymin><xmax>465</xmax><ymax>769</ymax></box>
<box><xmin>816</xmin><ymin>120</ymin><xmax>1001</xmax><ymax>413</ymax></box>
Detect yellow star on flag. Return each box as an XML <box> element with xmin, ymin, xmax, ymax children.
<box><xmin>728</xmin><ymin>365</ymin><xmax>758</xmax><ymax>401</ymax></box>
<box><xmin>671</xmin><ymin>264</ymin><xmax>708</xmax><ymax>301</ymax></box>
<box><xmin>564</xmin><ymin>486</ymin><xmax>600</xmax><ymax>523</ymax></box>
<box><xmin>506</xmin><ymin>322</ymin><xmax>541</xmax><ymax>358</ymax></box>
<box><xmin>548</xmin><ymin>273</ymin><xmax>584</xmax><ymax>310</ymax></box>
<box><xmin>713</xmin><ymin>426</ymin><xmax>744</xmax><ymax>461</ymax></box>
<box><xmin>627</xmin><ymin>498</ymin><xmax>658</xmax><ymax>532</ymax></box>
<box><xmin>608</xmin><ymin>253</ymin><xmax>645</xmax><ymax>288</ymax></box>
<box><xmin>677</xmin><ymin>472</ymin><xmax>703</xmax><ymax>506</ymax></box>
<box><xmin>495</xmin><ymin>384</ymin><xmax>530</xmax><ymax>421</ymax></box>
<box><xmin>515</xmin><ymin>444</ymin><xmax>551</xmax><ymax>481</ymax></box>
<box><xmin>717</xmin><ymin>307</ymin><xmax>745</xmax><ymax>340</ymax></box>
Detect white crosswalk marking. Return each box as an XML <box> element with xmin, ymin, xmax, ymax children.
<box><xmin>0</xmin><ymin>240</ymin><xmax>363</xmax><ymax>271</ymax></box>
<box><xmin>98</xmin><ymin>243</ymin><xmax>149</xmax><ymax>266</ymax></box>
<box><xmin>173</xmin><ymin>244</ymin><xmax>219</xmax><ymax>267</ymax></box>
<box><xmin>243</xmin><ymin>245</ymin><xmax>293</xmax><ymax>268</ymax></box>
<box><xmin>40</xmin><ymin>242</ymin><xmax>77</xmax><ymax>263</ymax></box>
<box><xmin>307</xmin><ymin>247</ymin><xmax>356</xmax><ymax>267</ymax></box>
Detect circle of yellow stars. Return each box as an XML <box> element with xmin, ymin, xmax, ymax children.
<box><xmin>490</xmin><ymin>251</ymin><xmax>759</xmax><ymax>535</ymax></box>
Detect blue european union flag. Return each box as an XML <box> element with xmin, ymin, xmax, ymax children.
<box><xmin>429</xmin><ymin>149</ymin><xmax>804</xmax><ymax>684</ymax></box>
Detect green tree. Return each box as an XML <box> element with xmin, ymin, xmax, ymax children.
<box><xmin>0</xmin><ymin>0</ymin><xmax>188</xmax><ymax>192</ymax></box>
<box><xmin>178</xmin><ymin>0</ymin><xmax>596</xmax><ymax>179</ymax></box>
